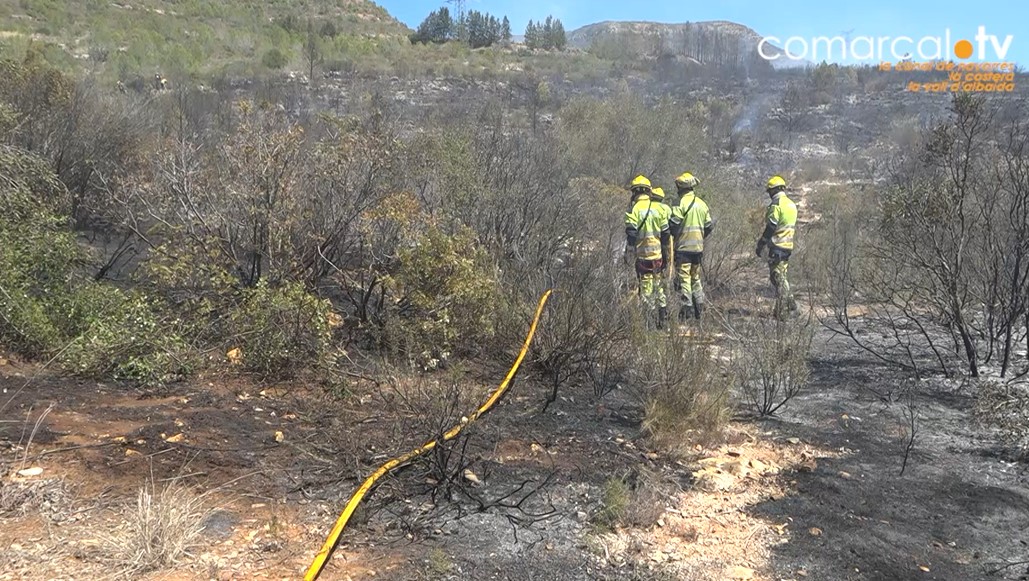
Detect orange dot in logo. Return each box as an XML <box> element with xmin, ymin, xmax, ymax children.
<box><xmin>954</xmin><ymin>39</ymin><xmax>973</xmax><ymax>59</ymax></box>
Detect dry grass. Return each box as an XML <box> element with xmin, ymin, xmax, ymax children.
<box><xmin>637</xmin><ymin>333</ymin><xmax>732</xmax><ymax>457</ymax></box>
<box><xmin>1</xmin><ymin>476</ymin><xmax>71</xmax><ymax>519</ymax></box>
<box><xmin>104</xmin><ymin>479</ymin><xmax>211</xmax><ymax>577</ymax></box>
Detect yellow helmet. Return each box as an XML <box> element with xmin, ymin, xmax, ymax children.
<box><xmin>630</xmin><ymin>175</ymin><xmax>652</xmax><ymax>191</ymax></box>
<box><xmin>675</xmin><ymin>172</ymin><xmax>699</xmax><ymax>190</ymax></box>
<box><xmin>651</xmin><ymin>186</ymin><xmax>665</xmax><ymax>200</ymax></box>
<box><xmin>766</xmin><ymin>175</ymin><xmax>787</xmax><ymax>190</ymax></box>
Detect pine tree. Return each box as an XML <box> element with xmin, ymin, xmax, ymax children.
<box><xmin>525</xmin><ymin>20</ymin><xmax>539</xmax><ymax>49</ymax></box>
<box><xmin>541</xmin><ymin>16</ymin><xmax>553</xmax><ymax>49</ymax></box>
<box><xmin>468</xmin><ymin>10</ymin><xmax>490</xmax><ymax>48</ymax></box>
<box><xmin>552</xmin><ymin>18</ymin><xmax>567</xmax><ymax>51</ymax></box>
<box><xmin>501</xmin><ymin>16</ymin><xmax>512</xmax><ymax>43</ymax></box>
<box><xmin>488</xmin><ymin>15</ymin><xmax>501</xmax><ymax>46</ymax></box>
<box><xmin>410</xmin><ymin>7</ymin><xmax>453</xmax><ymax>44</ymax></box>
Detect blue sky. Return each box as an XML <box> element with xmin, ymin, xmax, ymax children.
<box><xmin>375</xmin><ymin>0</ymin><xmax>1028</xmax><ymax>64</ymax></box>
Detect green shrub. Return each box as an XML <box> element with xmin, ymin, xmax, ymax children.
<box><xmin>60</xmin><ymin>291</ymin><xmax>193</xmax><ymax>384</ymax></box>
<box><xmin>594</xmin><ymin>470</ymin><xmax>667</xmax><ymax>530</ymax></box>
<box><xmin>261</xmin><ymin>48</ymin><xmax>289</xmax><ymax>70</ymax></box>
<box><xmin>595</xmin><ymin>477</ymin><xmax>631</xmax><ymax>529</ymax></box>
<box><xmin>0</xmin><ymin>144</ymin><xmax>191</xmax><ymax>384</ymax></box>
<box><xmin>228</xmin><ymin>281</ymin><xmax>332</xmax><ymax>379</ymax></box>
<box><xmin>0</xmin><ymin>144</ymin><xmax>79</xmax><ymax>355</ymax></box>
<box><xmin>385</xmin><ymin>226</ymin><xmax>501</xmax><ymax>368</ymax></box>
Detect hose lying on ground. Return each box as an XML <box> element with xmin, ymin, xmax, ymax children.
<box><xmin>304</xmin><ymin>289</ymin><xmax>554</xmax><ymax>581</ymax></box>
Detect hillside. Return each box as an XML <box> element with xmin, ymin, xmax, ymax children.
<box><xmin>0</xmin><ymin>0</ymin><xmax>410</xmax><ymax>76</ymax></box>
<box><xmin>569</xmin><ymin>20</ymin><xmax>789</xmax><ymax>68</ymax></box>
<box><xmin>0</xmin><ymin>1</ymin><xmax>802</xmax><ymax>81</ymax></box>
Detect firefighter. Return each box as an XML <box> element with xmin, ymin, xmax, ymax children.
<box><xmin>669</xmin><ymin>172</ymin><xmax>714</xmax><ymax>322</ymax></box>
<box><xmin>624</xmin><ymin>175</ymin><xmax>671</xmax><ymax>329</ymax></box>
<box><xmin>755</xmin><ymin>175</ymin><xmax>799</xmax><ymax>318</ymax></box>
<box><xmin>650</xmin><ymin>186</ymin><xmax>673</xmax><ymax>318</ymax></box>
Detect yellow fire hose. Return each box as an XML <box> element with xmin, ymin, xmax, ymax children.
<box><xmin>304</xmin><ymin>289</ymin><xmax>554</xmax><ymax>581</ymax></box>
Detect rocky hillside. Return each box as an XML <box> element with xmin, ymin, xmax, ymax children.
<box><xmin>569</xmin><ymin>20</ymin><xmax>790</xmax><ymax>68</ymax></box>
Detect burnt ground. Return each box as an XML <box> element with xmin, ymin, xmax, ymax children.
<box><xmin>2</xmin><ymin>320</ymin><xmax>1029</xmax><ymax>581</ymax></box>
<box><xmin>754</xmin><ymin>334</ymin><xmax>1029</xmax><ymax>581</ymax></box>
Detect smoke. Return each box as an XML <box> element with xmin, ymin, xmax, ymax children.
<box><xmin>733</xmin><ymin>92</ymin><xmax>776</xmax><ymax>135</ymax></box>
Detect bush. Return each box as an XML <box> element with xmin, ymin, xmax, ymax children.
<box><xmin>0</xmin><ymin>144</ymin><xmax>189</xmax><ymax>383</ymax></box>
<box><xmin>635</xmin><ymin>332</ymin><xmax>732</xmax><ymax>454</ymax></box>
<box><xmin>261</xmin><ymin>48</ymin><xmax>289</xmax><ymax>70</ymax></box>
<box><xmin>105</xmin><ymin>480</ymin><xmax>210</xmax><ymax>576</ymax></box>
<box><xmin>976</xmin><ymin>380</ymin><xmax>1029</xmax><ymax>460</ymax></box>
<box><xmin>0</xmin><ymin>144</ymin><xmax>82</xmax><ymax>356</ymax></box>
<box><xmin>385</xmin><ymin>226</ymin><xmax>501</xmax><ymax>368</ymax></box>
<box><xmin>594</xmin><ymin>469</ymin><xmax>669</xmax><ymax>530</ymax></box>
<box><xmin>729</xmin><ymin>317</ymin><xmax>814</xmax><ymax>416</ymax></box>
<box><xmin>227</xmin><ymin>281</ymin><xmax>333</xmax><ymax>379</ymax></box>
<box><xmin>59</xmin><ymin>291</ymin><xmax>193</xmax><ymax>385</ymax></box>
<box><xmin>595</xmin><ymin>476</ymin><xmax>631</xmax><ymax>529</ymax></box>
<box><xmin>512</xmin><ymin>208</ymin><xmax>641</xmax><ymax>399</ymax></box>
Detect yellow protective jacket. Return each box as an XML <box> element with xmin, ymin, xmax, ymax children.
<box><xmin>625</xmin><ymin>193</ymin><xmax>670</xmax><ymax>262</ymax></box>
<box><xmin>762</xmin><ymin>192</ymin><xmax>797</xmax><ymax>251</ymax></box>
<box><xmin>670</xmin><ymin>192</ymin><xmax>714</xmax><ymax>254</ymax></box>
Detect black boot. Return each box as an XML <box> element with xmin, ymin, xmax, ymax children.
<box><xmin>678</xmin><ymin>304</ymin><xmax>692</xmax><ymax>323</ymax></box>
<box><xmin>693</xmin><ymin>301</ymin><xmax>704</xmax><ymax>321</ymax></box>
<box><xmin>657</xmin><ymin>306</ymin><xmax>668</xmax><ymax>330</ymax></box>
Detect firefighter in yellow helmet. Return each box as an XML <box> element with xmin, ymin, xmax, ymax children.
<box><xmin>669</xmin><ymin>172</ymin><xmax>714</xmax><ymax>322</ymax></box>
<box><xmin>624</xmin><ymin>175</ymin><xmax>671</xmax><ymax>329</ymax></box>
<box><xmin>755</xmin><ymin>175</ymin><xmax>799</xmax><ymax>318</ymax></box>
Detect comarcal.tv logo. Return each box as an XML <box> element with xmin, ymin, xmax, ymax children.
<box><xmin>759</xmin><ymin>26</ymin><xmax>1014</xmax><ymax>62</ymax></box>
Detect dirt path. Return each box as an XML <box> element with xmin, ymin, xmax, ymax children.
<box><xmin>2</xmin><ymin>328</ymin><xmax>1029</xmax><ymax>580</ymax></box>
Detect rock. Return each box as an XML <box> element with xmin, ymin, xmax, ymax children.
<box><xmin>692</xmin><ymin>467</ymin><xmax>736</xmax><ymax>491</ymax></box>
<box><xmin>786</xmin><ymin>437</ymin><xmax>801</xmax><ymax>445</ymax></box>
<box><xmin>462</xmin><ymin>469</ymin><xmax>481</xmax><ymax>485</ymax></box>
<box><xmin>163</xmin><ymin>433</ymin><xmax>185</xmax><ymax>443</ymax></box>
<box><xmin>16</xmin><ymin>467</ymin><xmax>43</xmax><ymax>477</ymax></box>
